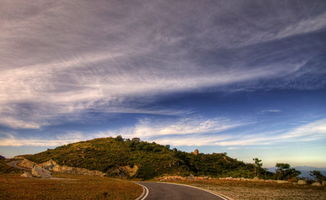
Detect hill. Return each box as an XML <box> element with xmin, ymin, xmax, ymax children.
<box><xmin>294</xmin><ymin>166</ymin><xmax>326</xmax><ymax>179</ymax></box>
<box><xmin>23</xmin><ymin>136</ymin><xmax>271</xmax><ymax>179</ymax></box>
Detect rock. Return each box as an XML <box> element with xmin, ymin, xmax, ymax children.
<box><xmin>31</xmin><ymin>165</ymin><xmax>52</xmax><ymax>178</ymax></box>
<box><xmin>13</xmin><ymin>156</ymin><xmax>26</xmax><ymax>160</ymax></box>
<box><xmin>322</xmin><ymin>181</ymin><xmax>326</xmax><ymax>186</ymax></box>
<box><xmin>21</xmin><ymin>172</ymin><xmax>32</xmax><ymax>178</ymax></box>
<box><xmin>276</xmin><ymin>180</ymin><xmax>288</xmax><ymax>184</ymax></box>
<box><xmin>39</xmin><ymin>159</ymin><xmax>57</xmax><ymax>171</ymax></box>
<box><xmin>40</xmin><ymin>159</ymin><xmax>105</xmax><ymax>177</ymax></box>
<box><xmin>187</xmin><ymin>174</ymin><xmax>195</xmax><ymax>180</ymax></box>
<box><xmin>0</xmin><ymin>155</ymin><xmax>5</xmax><ymax>160</ymax></box>
<box><xmin>120</xmin><ymin>165</ymin><xmax>139</xmax><ymax>177</ymax></box>
<box><xmin>18</xmin><ymin>159</ymin><xmax>36</xmax><ymax>169</ymax></box>
<box><xmin>297</xmin><ymin>180</ymin><xmax>307</xmax><ymax>185</ymax></box>
<box><xmin>312</xmin><ymin>182</ymin><xmax>322</xmax><ymax>186</ymax></box>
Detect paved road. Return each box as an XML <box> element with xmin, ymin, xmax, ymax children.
<box><xmin>6</xmin><ymin>160</ymin><xmax>31</xmax><ymax>171</ymax></box>
<box><xmin>138</xmin><ymin>182</ymin><xmax>226</xmax><ymax>200</ymax></box>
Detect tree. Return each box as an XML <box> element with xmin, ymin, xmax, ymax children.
<box><xmin>131</xmin><ymin>137</ymin><xmax>140</xmax><ymax>143</ymax></box>
<box><xmin>275</xmin><ymin>163</ymin><xmax>301</xmax><ymax>180</ymax></box>
<box><xmin>310</xmin><ymin>170</ymin><xmax>326</xmax><ymax>182</ymax></box>
<box><xmin>115</xmin><ymin>135</ymin><xmax>124</xmax><ymax>142</ymax></box>
<box><xmin>253</xmin><ymin>158</ymin><xmax>263</xmax><ymax>177</ymax></box>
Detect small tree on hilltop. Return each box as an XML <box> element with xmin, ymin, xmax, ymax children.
<box><xmin>275</xmin><ymin>163</ymin><xmax>301</xmax><ymax>180</ymax></box>
<box><xmin>310</xmin><ymin>170</ymin><xmax>326</xmax><ymax>182</ymax></box>
<box><xmin>115</xmin><ymin>135</ymin><xmax>124</xmax><ymax>142</ymax></box>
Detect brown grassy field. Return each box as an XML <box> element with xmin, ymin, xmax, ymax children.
<box><xmin>161</xmin><ymin>178</ymin><xmax>326</xmax><ymax>200</ymax></box>
<box><xmin>0</xmin><ymin>173</ymin><xmax>142</xmax><ymax>200</ymax></box>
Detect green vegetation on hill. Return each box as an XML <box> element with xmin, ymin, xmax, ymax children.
<box><xmin>24</xmin><ymin>136</ymin><xmax>274</xmax><ymax>179</ymax></box>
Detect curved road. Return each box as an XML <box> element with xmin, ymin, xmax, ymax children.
<box><xmin>6</xmin><ymin>160</ymin><xmax>30</xmax><ymax>171</ymax></box>
<box><xmin>138</xmin><ymin>182</ymin><xmax>227</xmax><ymax>200</ymax></box>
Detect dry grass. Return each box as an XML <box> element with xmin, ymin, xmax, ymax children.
<box><xmin>163</xmin><ymin>178</ymin><xmax>326</xmax><ymax>200</ymax></box>
<box><xmin>0</xmin><ymin>173</ymin><xmax>142</xmax><ymax>200</ymax></box>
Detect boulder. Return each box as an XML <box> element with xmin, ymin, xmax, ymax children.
<box><xmin>31</xmin><ymin>165</ymin><xmax>52</xmax><ymax>178</ymax></box>
<box><xmin>39</xmin><ymin>159</ymin><xmax>57</xmax><ymax>171</ymax></box>
<box><xmin>297</xmin><ymin>180</ymin><xmax>307</xmax><ymax>185</ymax></box>
<box><xmin>311</xmin><ymin>182</ymin><xmax>322</xmax><ymax>186</ymax></box>
<box><xmin>322</xmin><ymin>181</ymin><xmax>326</xmax><ymax>186</ymax></box>
<box><xmin>276</xmin><ymin>180</ymin><xmax>288</xmax><ymax>184</ymax></box>
<box><xmin>187</xmin><ymin>174</ymin><xmax>195</xmax><ymax>180</ymax></box>
<box><xmin>21</xmin><ymin>172</ymin><xmax>33</xmax><ymax>178</ymax></box>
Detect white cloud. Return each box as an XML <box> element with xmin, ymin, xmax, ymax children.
<box><xmin>132</xmin><ymin>117</ymin><xmax>245</xmax><ymax>137</ymax></box>
<box><xmin>0</xmin><ymin>117</ymin><xmax>41</xmax><ymax>129</ymax></box>
<box><xmin>0</xmin><ymin>1</ymin><xmax>324</xmax><ymax>131</ymax></box>
<box><xmin>132</xmin><ymin>118</ymin><xmax>326</xmax><ymax>146</ymax></box>
<box><xmin>273</xmin><ymin>12</ymin><xmax>326</xmax><ymax>40</ymax></box>
<box><xmin>1</xmin><ymin>118</ymin><xmax>325</xmax><ymax>147</ymax></box>
<box><xmin>262</xmin><ymin>109</ymin><xmax>282</xmax><ymax>113</ymax></box>
<box><xmin>214</xmin><ymin>119</ymin><xmax>326</xmax><ymax>146</ymax></box>
<box><xmin>0</xmin><ymin>135</ymin><xmax>79</xmax><ymax>147</ymax></box>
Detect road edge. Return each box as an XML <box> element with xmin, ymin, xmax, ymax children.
<box><xmin>134</xmin><ymin>182</ymin><xmax>149</xmax><ymax>200</ymax></box>
<box><xmin>158</xmin><ymin>181</ymin><xmax>233</xmax><ymax>200</ymax></box>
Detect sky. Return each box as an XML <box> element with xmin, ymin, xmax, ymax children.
<box><xmin>0</xmin><ymin>0</ymin><xmax>326</xmax><ymax>167</ymax></box>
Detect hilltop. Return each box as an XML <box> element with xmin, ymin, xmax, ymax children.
<box><xmin>22</xmin><ymin>136</ymin><xmax>271</xmax><ymax>180</ymax></box>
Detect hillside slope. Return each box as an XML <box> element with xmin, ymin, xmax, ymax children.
<box><xmin>23</xmin><ymin>136</ymin><xmax>269</xmax><ymax>179</ymax></box>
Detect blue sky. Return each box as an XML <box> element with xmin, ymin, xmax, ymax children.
<box><xmin>0</xmin><ymin>0</ymin><xmax>326</xmax><ymax>167</ymax></box>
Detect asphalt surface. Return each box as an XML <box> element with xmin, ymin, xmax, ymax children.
<box><xmin>6</xmin><ymin>160</ymin><xmax>30</xmax><ymax>170</ymax></box>
<box><xmin>139</xmin><ymin>182</ymin><xmax>225</xmax><ymax>200</ymax></box>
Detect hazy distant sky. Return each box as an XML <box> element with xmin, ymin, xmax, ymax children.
<box><xmin>0</xmin><ymin>0</ymin><xmax>325</xmax><ymax>167</ymax></box>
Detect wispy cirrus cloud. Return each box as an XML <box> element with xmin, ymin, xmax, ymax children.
<box><xmin>1</xmin><ymin>118</ymin><xmax>326</xmax><ymax>148</ymax></box>
<box><xmin>0</xmin><ymin>0</ymin><xmax>325</xmax><ymax>147</ymax></box>
<box><xmin>0</xmin><ymin>116</ymin><xmax>245</xmax><ymax>146</ymax></box>
<box><xmin>261</xmin><ymin>109</ymin><xmax>282</xmax><ymax>113</ymax></box>
<box><xmin>0</xmin><ymin>117</ymin><xmax>41</xmax><ymax>129</ymax></box>
<box><xmin>131</xmin><ymin>117</ymin><xmax>246</xmax><ymax>137</ymax></box>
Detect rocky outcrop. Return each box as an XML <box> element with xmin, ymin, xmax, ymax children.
<box><xmin>276</xmin><ymin>180</ymin><xmax>288</xmax><ymax>184</ymax></box>
<box><xmin>312</xmin><ymin>182</ymin><xmax>322</xmax><ymax>186</ymax></box>
<box><xmin>21</xmin><ymin>171</ymin><xmax>33</xmax><ymax>178</ymax></box>
<box><xmin>297</xmin><ymin>180</ymin><xmax>307</xmax><ymax>185</ymax></box>
<box><xmin>121</xmin><ymin>165</ymin><xmax>139</xmax><ymax>177</ymax></box>
<box><xmin>16</xmin><ymin>158</ymin><xmax>103</xmax><ymax>177</ymax></box>
<box><xmin>17</xmin><ymin>159</ymin><xmax>36</xmax><ymax>169</ymax></box>
<box><xmin>40</xmin><ymin>159</ymin><xmax>105</xmax><ymax>177</ymax></box>
<box><xmin>32</xmin><ymin>165</ymin><xmax>52</xmax><ymax>178</ymax></box>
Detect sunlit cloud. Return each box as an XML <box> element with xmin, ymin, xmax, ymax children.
<box><xmin>0</xmin><ymin>1</ymin><xmax>325</xmax><ymax>167</ymax></box>
<box><xmin>0</xmin><ymin>0</ymin><xmax>325</xmax><ymax>129</ymax></box>
<box><xmin>1</xmin><ymin>118</ymin><xmax>326</xmax><ymax>148</ymax></box>
<box><xmin>132</xmin><ymin>117</ymin><xmax>246</xmax><ymax>137</ymax></box>
<box><xmin>0</xmin><ymin>117</ymin><xmax>41</xmax><ymax>129</ymax></box>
